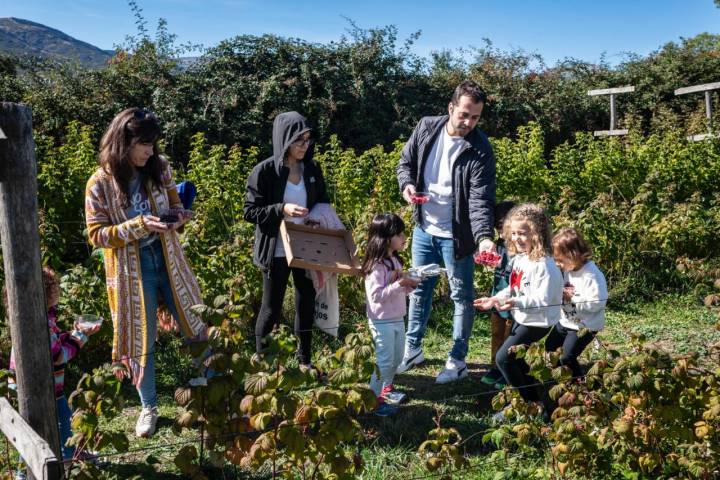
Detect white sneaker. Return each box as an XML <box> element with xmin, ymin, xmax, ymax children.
<box><xmin>383</xmin><ymin>390</ymin><xmax>407</xmax><ymax>405</ymax></box>
<box><xmin>135</xmin><ymin>406</ymin><xmax>159</xmax><ymax>438</ymax></box>
<box><xmin>491</xmin><ymin>409</ymin><xmax>507</xmax><ymax>425</ymax></box>
<box><xmin>396</xmin><ymin>347</ymin><xmax>425</xmax><ymax>374</ymax></box>
<box><xmin>435</xmin><ymin>358</ymin><xmax>469</xmax><ymax>384</ymax></box>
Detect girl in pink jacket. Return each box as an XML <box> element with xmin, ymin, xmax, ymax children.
<box><xmin>363</xmin><ymin>213</ymin><xmax>419</xmax><ymax>416</ymax></box>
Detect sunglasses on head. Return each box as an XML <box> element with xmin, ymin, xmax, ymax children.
<box><xmin>125</xmin><ymin>109</ymin><xmax>156</xmax><ymax>129</ymax></box>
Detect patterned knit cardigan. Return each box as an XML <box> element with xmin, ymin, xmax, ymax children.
<box><xmin>84</xmin><ymin>159</ymin><xmax>206</xmax><ymax>386</ymax></box>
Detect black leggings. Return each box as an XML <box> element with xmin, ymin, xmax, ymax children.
<box><xmin>495</xmin><ymin>321</ymin><xmax>552</xmax><ymax>402</ymax></box>
<box><xmin>544</xmin><ymin>323</ymin><xmax>597</xmax><ymax>379</ymax></box>
<box><xmin>255</xmin><ymin>259</ymin><xmax>316</xmax><ymax>364</ymax></box>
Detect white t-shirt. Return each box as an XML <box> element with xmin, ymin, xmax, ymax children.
<box><xmin>421</xmin><ymin>125</ymin><xmax>465</xmax><ymax>238</ymax></box>
<box><xmin>559</xmin><ymin>261</ymin><xmax>608</xmax><ymax>331</ymax></box>
<box><xmin>274</xmin><ymin>177</ymin><xmax>307</xmax><ymax>258</ymax></box>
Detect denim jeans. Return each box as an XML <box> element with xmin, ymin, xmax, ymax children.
<box><xmin>406</xmin><ymin>226</ymin><xmax>475</xmax><ymax>361</ymax></box>
<box><xmin>57</xmin><ymin>395</ymin><xmax>74</xmax><ymax>459</ymax></box>
<box><xmin>137</xmin><ymin>240</ymin><xmax>181</xmax><ymax>408</ymax></box>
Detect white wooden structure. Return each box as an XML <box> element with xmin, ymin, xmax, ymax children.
<box><xmin>587</xmin><ymin>86</ymin><xmax>635</xmax><ymax>136</ymax></box>
<box><xmin>675</xmin><ymin>81</ymin><xmax>720</xmax><ymax>141</ymax></box>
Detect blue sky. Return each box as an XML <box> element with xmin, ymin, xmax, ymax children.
<box><xmin>5</xmin><ymin>1</ymin><xmax>720</xmax><ymax>65</ymax></box>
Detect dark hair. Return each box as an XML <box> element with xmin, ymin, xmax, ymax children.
<box><xmin>494</xmin><ymin>200</ymin><xmax>516</xmax><ymax>231</ymax></box>
<box><xmin>98</xmin><ymin>108</ymin><xmax>163</xmax><ymax>205</ymax></box>
<box><xmin>553</xmin><ymin>228</ymin><xmax>592</xmax><ymax>266</ymax></box>
<box><xmin>450</xmin><ymin>80</ymin><xmax>487</xmax><ymax>105</ymax></box>
<box><xmin>362</xmin><ymin>213</ymin><xmax>406</xmax><ymax>275</ymax></box>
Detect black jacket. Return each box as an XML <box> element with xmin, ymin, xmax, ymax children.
<box><xmin>244</xmin><ymin>112</ymin><xmax>330</xmax><ymax>269</ymax></box>
<box><xmin>396</xmin><ymin>115</ymin><xmax>496</xmax><ymax>259</ymax></box>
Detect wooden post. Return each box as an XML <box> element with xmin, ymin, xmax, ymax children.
<box><xmin>705</xmin><ymin>90</ymin><xmax>713</xmax><ymax>132</ymax></box>
<box><xmin>0</xmin><ymin>398</ymin><xmax>61</xmax><ymax>480</ymax></box>
<box><xmin>674</xmin><ymin>81</ymin><xmax>720</xmax><ymax>141</ymax></box>
<box><xmin>0</xmin><ymin>103</ymin><xmax>63</xmax><ymax>480</ymax></box>
<box><xmin>587</xmin><ymin>86</ymin><xmax>635</xmax><ymax>136</ymax></box>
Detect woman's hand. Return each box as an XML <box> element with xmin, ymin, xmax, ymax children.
<box><xmin>283</xmin><ymin>203</ymin><xmax>309</xmax><ymax>218</ymax></box>
<box><xmin>143</xmin><ymin>215</ymin><xmax>169</xmax><ymax>233</ymax></box>
<box><xmin>112</xmin><ymin>364</ymin><xmax>129</xmax><ymax>381</ymax></box>
<box><xmin>166</xmin><ymin>209</ymin><xmax>195</xmax><ymax>231</ymax></box>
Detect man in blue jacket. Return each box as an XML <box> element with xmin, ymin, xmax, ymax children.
<box><xmin>396</xmin><ymin>80</ymin><xmax>497</xmax><ymax>383</ymax></box>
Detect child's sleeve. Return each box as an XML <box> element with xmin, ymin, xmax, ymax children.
<box><xmin>51</xmin><ymin>330</ymin><xmax>88</xmax><ymax>366</ymax></box>
<box><xmin>365</xmin><ymin>265</ymin><xmax>405</xmax><ymax>304</ymax></box>
<box><xmin>512</xmin><ymin>266</ymin><xmax>554</xmax><ymax>311</ymax></box>
<box><xmin>85</xmin><ymin>177</ymin><xmax>150</xmax><ymax>248</ymax></box>
<box><xmin>572</xmin><ymin>272</ymin><xmax>608</xmax><ymax>314</ymax></box>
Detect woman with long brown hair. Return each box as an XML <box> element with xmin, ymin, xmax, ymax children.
<box><xmin>85</xmin><ymin>108</ymin><xmax>206</xmax><ymax>438</ymax></box>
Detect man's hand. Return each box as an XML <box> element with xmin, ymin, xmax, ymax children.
<box><xmin>402</xmin><ymin>184</ymin><xmax>417</xmax><ymax>204</ymax></box>
<box><xmin>478</xmin><ymin>238</ymin><xmax>496</xmax><ymax>254</ymax></box>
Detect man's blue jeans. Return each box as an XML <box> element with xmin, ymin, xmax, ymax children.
<box><xmin>406</xmin><ymin>226</ymin><xmax>475</xmax><ymax>361</ymax></box>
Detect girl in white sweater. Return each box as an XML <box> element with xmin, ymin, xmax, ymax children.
<box><xmin>474</xmin><ymin>204</ymin><xmax>562</xmax><ymax>404</ymax></box>
<box><xmin>545</xmin><ymin>228</ymin><xmax>607</xmax><ymax>378</ymax></box>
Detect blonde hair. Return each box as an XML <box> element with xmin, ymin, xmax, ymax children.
<box><xmin>502</xmin><ymin>203</ymin><xmax>552</xmax><ymax>261</ymax></box>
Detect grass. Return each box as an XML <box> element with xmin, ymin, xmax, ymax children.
<box><xmin>6</xmin><ymin>293</ymin><xmax>718</xmax><ymax>479</ymax></box>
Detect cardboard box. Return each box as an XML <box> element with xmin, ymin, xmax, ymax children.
<box><xmin>279</xmin><ymin>220</ymin><xmax>362</xmax><ymax>275</ymax></box>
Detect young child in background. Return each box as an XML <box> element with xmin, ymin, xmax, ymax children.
<box><xmin>473</xmin><ymin>203</ymin><xmax>562</xmax><ymax>408</ymax></box>
<box><xmin>8</xmin><ymin>266</ymin><xmax>100</xmax><ymax>471</ymax></box>
<box><xmin>363</xmin><ymin>213</ymin><xmax>419</xmax><ymax>417</ymax></box>
<box><xmin>480</xmin><ymin>200</ymin><xmax>516</xmax><ymax>390</ymax></box>
<box><xmin>545</xmin><ymin>228</ymin><xmax>608</xmax><ymax>378</ymax></box>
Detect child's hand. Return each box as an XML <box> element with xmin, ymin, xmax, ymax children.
<box><xmin>472</xmin><ymin>297</ymin><xmax>495</xmax><ymax>310</ymax></box>
<box><xmin>398</xmin><ymin>272</ymin><xmax>420</xmax><ymax>288</ymax></box>
<box><xmin>562</xmin><ymin>284</ymin><xmax>575</xmax><ymax>302</ymax></box>
<box><xmin>74</xmin><ymin>321</ymin><xmax>102</xmax><ymax>336</ymax></box>
<box><xmin>389</xmin><ymin>270</ymin><xmax>400</xmax><ymax>283</ymax></box>
<box><xmin>496</xmin><ymin>297</ymin><xmax>515</xmax><ymax>311</ymax></box>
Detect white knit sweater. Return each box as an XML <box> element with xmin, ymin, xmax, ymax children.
<box><xmin>558</xmin><ymin>261</ymin><xmax>608</xmax><ymax>331</ymax></box>
<box><xmin>495</xmin><ymin>254</ymin><xmax>563</xmax><ymax>328</ymax></box>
